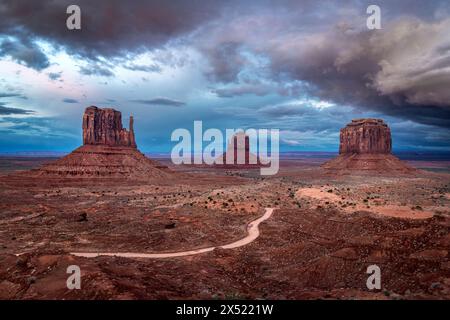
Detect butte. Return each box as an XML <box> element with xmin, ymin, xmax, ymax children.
<box><xmin>214</xmin><ymin>132</ymin><xmax>265</xmax><ymax>169</ymax></box>
<box><xmin>33</xmin><ymin>106</ymin><xmax>171</xmax><ymax>180</ymax></box>
<box><xmin>322</xmin><ymin>118</ymin><xmax>415</xmax><ymax>174</ymax></box>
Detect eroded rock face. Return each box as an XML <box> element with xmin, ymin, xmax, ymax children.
<box><xmin>339</xmin><ymin>119</ymin><xmax>391</xmax><ymax>154</ymax></box>
<box><xmin>82</xmin><ymin>106</ymin><xmax>136</xmax><ymax>148</ymax></box>
<box><xmin>219</xmin><ymin>132</ymin><xmax>261</xmax><ymax>166</ymax></box>
<box><xmin>322</xmin><ymin>118</ymin><xmax>415</xmax><ymax>173</ymax></box>
<box><xmin>225</xmin><ymin>132</ymin><xmax>251</xmax><ymax>164</ymax></box>
<box><xmin>34</xmin><ymin>106</ymin><xmax>171</xmax><ymax>179</ymax></box>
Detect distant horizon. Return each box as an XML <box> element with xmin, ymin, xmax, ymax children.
<box><xmin>2</xmin><ymin>150</ymin><xmax>450</xmax><ymax>161</ymax></box>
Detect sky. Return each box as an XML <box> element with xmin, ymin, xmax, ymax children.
<box><xmin>0</xmin><ymin>0</ymin><xmax>449</xmax><ymax>153</ymax></box>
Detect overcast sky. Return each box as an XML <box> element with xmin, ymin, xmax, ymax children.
<box><xmin>0</xmin><ymin>0</ymin><xmax>449</xmax><ymax>153</ymax></box>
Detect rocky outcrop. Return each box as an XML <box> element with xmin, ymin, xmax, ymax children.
<box><xmin>82</xmin><ymin>106</ymin><xmax>136</xmax><ymax>147</ymax></box>
<box><xmin>224</xmin><ymin>132</ymin><xmax>252</xmax><ymax>165</ymax></box>
<box><xmin>34</xmin><ymin>106</ymin><xmax>171</xmax><ymax>180</ymax></box>
<box><xmin>323</xmin><ymin>119</ymin><xmax>415</xmax><ymax>174</ymax></box>
<box><xmin>36</xmin><ymin>145</ymin><xmax>170</xmax><ymax>179</ymax></box>
<box><xmin>339</xmin><ymin>119</ymin><xmax>391</xmax><ymax>154</ymax></box>
<box><xmin>216</xmin><ymin>132</ymin><xmax>262</xmax><ymax>167</ymax></box>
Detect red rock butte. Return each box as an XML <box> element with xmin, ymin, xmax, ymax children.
<box><xmin>34</xmin><ymin>106</ymin><xmax>170</xmax><ymax>179</ymax></box>
<box><xmin>83</xmin><ymin>106</ymin><xmax>136</xmax><ymax>148</ymax></box>
<box><xmin>339</xmin><ymin>119</ymin><xmax>391</xmax><ymax>154</ymax></box>
<box><xmin>322</xmin><ymin>118</ymin><xmax>415</xmax><ymax>173</ymax></box>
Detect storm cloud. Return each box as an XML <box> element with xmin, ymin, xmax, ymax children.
<box><xmin>131</xmin><ymin>98</ymin><xmax>186</xmax><ymax>107</ymax></box>
<box><xmin>0</xmin><ymin>0</ymin><xmax>224</xmax><ymax>66</ymax></box>
<box><xmin>0</xmin><ymin>92</ymin><xmax>24</xmax><ymax>98</ymax></box>
<box><xmin>193</xmin><ymin>3</ymin><xmax>450</xmax><ymax>127</ymax></box>
<box><xmin>0</xmin><ymin>0</ymin><xmax>448</xmax><ymax>152</ymax></box>
<box><xmin>0</xmin><ymin>37</ymin><xmax>50</xmax><ymax>70</ymax></box>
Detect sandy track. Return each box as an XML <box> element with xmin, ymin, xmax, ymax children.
<box><xmin>70</xmin><ymin>208</ymin><xmax>274</xmax><ymax>259</ymax></box>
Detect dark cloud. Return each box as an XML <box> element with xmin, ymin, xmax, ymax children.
<box><xmin>48</xmin><ymin>72</ymin><xmax>62</xmax><ymax>80</ymax></box>
<box><xmin>196</xmin><ymin>5</ymin><xmax>450</xmax><ymax>128</ymax></box>
<box><xmin>0</xmin><ymin>0</ymin><xmax>449</xmax><ymax>132</ymax></box>
<box><xmin>8</xmin><ymin>123</ymin><xmax>35</xmax><ymax>131</ymax></box>
<box><xmin>0</xmin><ymin>37</ymin><xmax>50</xmax><ymax>70</ymax></box>
<box><xmin>0</xmin><ymin>92</ymin><xmax>23</xmax><ymax>98</ymax></box>
<box><xmin>266</xmin><ymin>18</ymin><xmax>450</xmax><ymax>126</ymax></box>
<box><xmin>289</xmin><ymin>18</ymin><xmax>450</xmax><ymax>128</ymax></box>
<box><xmin>62</xmin><ymin>98</ymin><xmax>79</xmax><ymax>104</ymax></box>
<box><xmin>123</xmin><ymin>63</ymin><xmax>161</xmax><ymax>73</ymax></box>
<box><xmin>0</xmin><ymin>102</ymin><xmax>34</xmax><ymax>115</ymax></box>
<box><xmin>202</xmin><ymin>42</ymin><xmax>247</xmax><ymax>83</ymax></box>
<box><xmin>79</xmin><ymin>65</ymin><xmax>115</xmax><ymax>77</ymax></box>
<box><xmin>0</xmin><ymin>0</ymin><xmax>224</xmax><ymax>63</ymax></box>
<box><xmin>131</xmin><ymin>97</ymin><xmax>186</xmax><ymax>107</ymax></box>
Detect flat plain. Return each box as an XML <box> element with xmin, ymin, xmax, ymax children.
<box><xmin>0</xmin><ymin>155</ymin><xmax>449</xmax><ymax>299</ymax></box>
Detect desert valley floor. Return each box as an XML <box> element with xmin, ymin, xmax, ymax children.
<box><xmin>0</xmin><ymin>156</ymin><xmax>449</xmax><ymax>299</ymax></box>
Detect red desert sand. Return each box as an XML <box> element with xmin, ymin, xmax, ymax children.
<box><xmin>0</xmin><ymin>111</ymin><xmax>448</xmax><ymax>300</ymax></box>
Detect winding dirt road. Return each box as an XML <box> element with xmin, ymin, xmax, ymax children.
<box><xmin>71</xmin><ymin>208</ymin><xmax>274</xmax><ymax>259</ymax></box>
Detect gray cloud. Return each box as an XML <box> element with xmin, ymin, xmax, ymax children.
<box><xmin>0</xmin><ymin>92</ymin><xmax>23</xmax><ymax>98</ymax></box>
<box><xmin>212</xmin><ymin>83</ymin><xmax>275</xmax><ymax>98</ymax></box>
<box><xmin>0</xmin><ymin>37</ymin><xmax>50</xmax><ymax>70</ymax></box>
<box><xmin>131</xmin><ymin>97</ymin><xmax>186</xmax><ymax>107</ymax></box>
<box><xmin>48</xmin><ymin>72</ymin><xmax>62</xmax><ymax>80</ymax></box>
<box><xmin>202</xmin><ymin>42</ymin><xmax>247</xmax><ymax>83</ymax></box>
<box><xmin>0</xmin><ymin>102</ymin><xmax>34</xmax><ymax>115</ymax></box>
<box><xmin>0</xmin><ymin>0</ymin><xmax>225</xmax><ymax>65</ymax></box>
<box><xmin>0</xmin><ymin>0</ymin><xmax>449</xmax><ymax>133</ymax></box>
<box><xmin>62</xmin><ymin>98</ymin><xmax>79</xmax><ymax>104</ymax></box>
<box><xmin>197</xmin><ymin>8</ymin><xmax>450</xmax><ymax>128</ymax></box>
<box><xmin>123</xmin><ymin>63</ymin><xmax>162</xmax><ymax>73</ymax></box>
<box><xmin>79</xmin><ymin>65</ymin><xmax>115</xmax><ymax>77</ymax></box>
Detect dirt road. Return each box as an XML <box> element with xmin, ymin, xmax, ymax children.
<box><xmin>71</xmin><ymin>208</ymin><xmax>275</xmax><ymax>259</ymax></box>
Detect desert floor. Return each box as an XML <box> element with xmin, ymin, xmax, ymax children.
<box><xmin>0</xmin><ymin>156</ymin><xmax>449</xmax><ymax>299</ymax></box>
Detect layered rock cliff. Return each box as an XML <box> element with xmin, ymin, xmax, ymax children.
<box><xmin>339</xmin><ymin>119</ymin><xmax>391</xmax><ymax>154</ymax></box>
<box><xmin>217</xmin><ymin>132</ymin><xmax>262</xmax><ymax>167</ymax></box>
<box><xmin>34</xmin><ymin>106</ymin><xmax>171</xmax><ymax>179</ymax></box>
<box><xmin>323</xmin><ymin>119</ymin><xmax>415</xmax><ymax>174</ymax></box>
<box><xmin>82</xmin><ymin>106</ymin><xmax>136</xmax><ymax>148</ymax></box>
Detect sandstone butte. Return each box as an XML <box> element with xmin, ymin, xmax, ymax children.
<box><xmin>34</xmin><ymin>106</ymin><xmax>171</xmax><ymax>179</ymax></box>
<box><xmin>82</xmin><ymin>106</ymin><xmax>136</xmax><ymax>148</ymax></box>
<box><xmin>322</xmin><ymin>118</ymin><xmax>415</xmax><ymax>173</ymax></box>
<box><xmin>214</xmin><ymin>132</ymin><xmax>265</xmax><ymax>168</ymax></box>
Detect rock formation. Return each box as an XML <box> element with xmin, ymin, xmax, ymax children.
<box><xmin>34</xmin><ymin>107</ymin><xmax>170</xmax><ymax>179</ymax></box>
<box><xmin>339</xmin><ymin>119</ymin><xmax>391</xmax><ymax>154</ymax></box>
<box><xmin>322</xmin><ymin>119</ymin><xmax>415</xmax><ymax>173</ymax></box>
<box><xmin>82</xmin><ymin>106</ymin><xmax>136</xmax><ymax>147</ymax></box>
